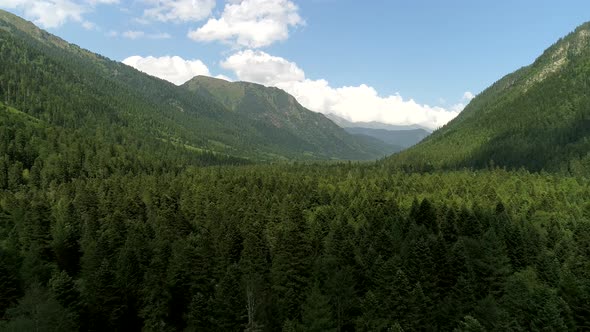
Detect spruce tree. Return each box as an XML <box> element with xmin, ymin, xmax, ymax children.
<box><xmin>300</xmin><ymin>283</ymin><xmax>336</xmax><ymax>332</ymax></box>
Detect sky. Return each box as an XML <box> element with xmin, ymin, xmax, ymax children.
<box><xmin>1</xmin><ymin>1</ymin><xmax>590</xmax><ymax>129</ymax></box>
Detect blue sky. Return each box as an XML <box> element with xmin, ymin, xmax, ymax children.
<box><xmin>1</xmin><ymin>0</ymin><xmax>589</xmax><ymax>129</ymax></box>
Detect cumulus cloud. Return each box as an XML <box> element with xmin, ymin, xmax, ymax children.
<box><xmin>0</xmin><ymin>0</ymin><xmax>86</xmax><ymax>28</ymax></box>
<box><xmin>463</xmin><ymin>91</ymin><xmax>475</xmax><ymax>100</ymax></box>
<box><xmin>148</xmin><ymin>32</ymin><xmax>172</xmax><ymax>39</ymax></box>
<box><xmin>188</xmin><ymin>0</ymin><xmax>303</xmax><ymax>48</ymax></box>
<box><xmin>0</xmin><ymin>0</ymin><xmax>117</xmax><ymax>28</ymax></box>
<box><xmin>221</xmin><ymin>50</ymin><xmax>464</xmax><ymax>130</ymax></box>
<box><xmin>448</xmin><ymin>91</ymin><xmax>476</xmax><ymax>113</ymax></box>
<box><xmin>143</xmin><ymin>0</ymin><xmax>215</xmax><ymax>22</ymax></box>
<box><xmin>122</xmin><ymin>30</ymin><xmax>144</xmax><ymax>39</ymax></box>
<box><xmin>123</xmin><ymin>55</ymin><xmax>210</xmax><ymax>85</ymax></box>
<box><xmin>221</xmin><ymin>49</ymin><xmax>304</xmax><ymax>84</ymax></box>
<box><xmin>87</xmin><ymin>0</ymin><xmax>118</xmax><ymax>4</ymax></box>
<box><xmin>121</xmin><ymin>30</ymin><xmax>171</xmax><ymax>39</ymax></box>
<box><xmin>81</xmin><ymin>20</ymin><xmax>97</xmax><ymax>30</ymax></box>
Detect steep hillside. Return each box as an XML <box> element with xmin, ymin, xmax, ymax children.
<box><xmin>389</xmin><ymin>22</ymin><xmax>590</xmax><ymax>173</ymax></box>
<box><xmin>182</xmin><ymin>76</ymin><xmax>392</xmax><ymax>159</ymax></box>
<box><xmin>0</xmin><ymin>10</ymin><xmax>388</xmax><ymax>161</ymax></box>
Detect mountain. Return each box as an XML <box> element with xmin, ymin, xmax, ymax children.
<box><xmin>182</xmin><ymin>75</ymin><xmax>393</xmax><ymax>159</ymax></box>
<box><xmin>324</xmin><ymin>113</ymin><xmax>430</xmax><ymax>149</ymax></box>
<box><xmin>0</xmin><ymin>10</ymin><xmax>389</xmax><ymax>161</ymax></box>
<box><xmin>389</xmin><ymin>22</ymin><xmax>590</xmax><ymax>173</ymax></box>
<box><xmin>343</xmin><ymin>127</ymin><xmax>429</xmax><ymax>149</ymax></box>
<box><xmin>326</xmin><ymin>113</ymin><xmax>431</xmax><ymax>131</ymax></box>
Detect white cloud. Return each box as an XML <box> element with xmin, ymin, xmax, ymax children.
<box><xmin>86</xmin><ymin>0</ymin><xmax>118</xmax><ymax>4</ymax></box>
<box><xmin>144</xmin><ymin>0</ymin><xmax>215</xmax><ymax>22</ymax></box>
<box><xmin>0</xmin><ymin>0</ymin><xmax>117</xmax><ymax>28</ymax></box>
<box><xmin>188</xmin><ymin>0</ymin><xmax>303</xmax><ymax>48</ymax></box>
<box><xmin>122</xmin><ymin>30</ymin><xmax>145</xmax><ymax>39</ymax></box>
<box><xmin>0</xmin><ymin>0</ymin><xmax>86</xmax><ymax>28</ymax></box>
<box><xmin>121</xmin><ymin>30</ymin><xmax>171</xmax><ymax>39</ymax></box>
<box><xmin>123</xmin><ymin>55</ymin><xmax>210</xmax><ymax>85</ymax></box>
<box><xmin>215</xmin><ymin>74</ymin><xmax>233</xmax><ymax>81</ymax></box>
<box><xmin>221</xmin><ymin>50</ymin><xmax>464</xmax><ymax>130</ymax></box>
<box><xmin>447</xmin><ymin>91</ymin><xmax>476</xmax><ymax>113</ymax></box>
<box><xmin>149</xmin><ymin>32</ymin><xmax>172</xmax><ymax>39</ymax></box>
<box><xmin>221</xmin><ymin>50</ymin><xmax>304</xmax><ymax>85</ymax></box>
<box><xmin>81</xmin><ymin>20</ymin><xmax>97</xmax><ymax>30</ymax></box>
<box><xmin>462</xmin><ymin>91</ymin><xmax>475</xmax><ymax>101</ymax></box>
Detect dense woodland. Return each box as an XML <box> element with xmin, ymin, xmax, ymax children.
<box><xmin>2</xmin><ymin>8</ymin><xmax>590</xmax><ymax>332</ymax></box>
<box><xmin>2</xmin><ymin>111</ymin><xmax>590</xmax><ymax>330</ymax></box>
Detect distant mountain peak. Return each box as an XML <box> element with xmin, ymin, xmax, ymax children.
<box><xmin>187</xmin><ymin>75</ymin><xmax>231</xmax><ymax>85</ymax></box>
<box><xmin>325</xmin><ymin>113</ymin><xmax>432</xmax><ymax>132</ymax></box>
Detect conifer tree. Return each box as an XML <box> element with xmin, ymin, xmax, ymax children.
<box><xmin>300</xmin><ymin>283</ymin><xmax>336</xmax><ymax>332</ymax></box>
<box><xmin>453</xmin><ymin>315</ymin><xmax>486</xmax><ymax>332</ymax></box>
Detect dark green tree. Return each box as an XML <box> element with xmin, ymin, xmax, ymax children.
<box><xmin>300</xmin><ymin>283</ymin><xmax>336</xmax><ymax>332</ymax></box>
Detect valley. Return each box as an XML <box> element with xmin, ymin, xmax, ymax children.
<box><xmin>1</xmin><ymin>7</ymin><xmax>590</xmax><ymax>332</ymax></box>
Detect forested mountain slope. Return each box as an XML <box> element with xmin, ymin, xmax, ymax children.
<box><xmin>183</xmin><ymin>76</ymin><xmax>393</xmax><ymax>159</ymax></box>
<box><xmin>0</xmin><ymin>10</ymin><xmax>387</xmax><ymax>161</ymax></box>
<box><xmin>389</xmin><ymin>22</ymin><xmax>590</xmax><ymax>174</ymax></box>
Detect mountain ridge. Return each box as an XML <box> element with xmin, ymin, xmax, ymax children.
<box><xmin>323</xmin><ymin>113</ymin><xmax>430</xmax><ymax>150</ymax></box>
<box><xmin>182</xmin><ymin>75</ymin><xmax>394</xmax><ymax>159</ymax></box>
<box><xmin>387</xmin><ymin>21</ymin><xmax>590</xmax><ymax>174</ymax></box>
<box><xmin>325</xmin><ymin>113</ymin><xmax>432</xmax><ymax>131</ymax></box>
<box><xmin>0</xmin><ymin>9</ymin><xmax>390</xmax><ymax>161</ymax></box>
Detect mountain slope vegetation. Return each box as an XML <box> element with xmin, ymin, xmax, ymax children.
<box><xmin>183</xmin><ymin>76</ymin><xmax>393</xmax><ymax>159</ymax></box>
<box><xmin>389</xmin><ymin>22</ymin><xmax>590</xmax><ymax>174</ymax></box>
<box><xmin>0</xmin><ymin>10</ymin><xmax>387</xmax><ymax>161</ymax></box>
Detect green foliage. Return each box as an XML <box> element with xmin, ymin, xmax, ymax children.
<box><xmin>0</xmin><ymin>247</ymin><xmax>21</xmax><ymax>317</ymax></box>
<box><xmin>0</xmin><ymin>284</ymin><xmax>77</xmax><ymax>332</ymax></box>
<box><xmin>0</xmin><ymin>145</ymin><xmax>587</xmax><ymax>330</ymax></box>
<box><xmin>0</xmin><ymin>158</ymin><xmax>586</xmax><ymax>331</ymax></box>
<box><xmin>453</xmin><ymin>315</ymin><xmax>486</xmax><ymax>332</ymax></box>
<box><xmin>299</xmin><ymin>283</ymin><xmax>336</xmax><ymax>332</ymax></box>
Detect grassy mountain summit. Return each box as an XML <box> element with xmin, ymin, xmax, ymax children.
<box><xmin>0</xmin><ymin>9</ymin><xmax>388</xmax><ymax>161</ymax></box>
<box><xmin>389</xmin><ymin>22</ymin><xmax>590</xmax><ymax>173</ymax></box>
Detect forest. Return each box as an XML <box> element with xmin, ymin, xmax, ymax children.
<box><xmin>2</xmin><ymin>8</ymin><xmax>590</xmax><ymax>332</ymax></box>
<box><xmin>1</xmin><ymin>114</ymin><xmax>590</xmax><ymax>330</ymax></box>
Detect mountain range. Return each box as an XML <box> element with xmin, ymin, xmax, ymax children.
<box><xmin>324</xmin><ymin>113</ymin><xmax>431</xmax><ymax>150</ymax></box>
<box><xmin>4</xmin><ymin>8</ymin><xmax>590</xmax><ymax>174</ymax></box>
<box><xmin>0</xmin><ymin>9</ymin><xmax>395</xmax><ymax>163</ymax></box>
